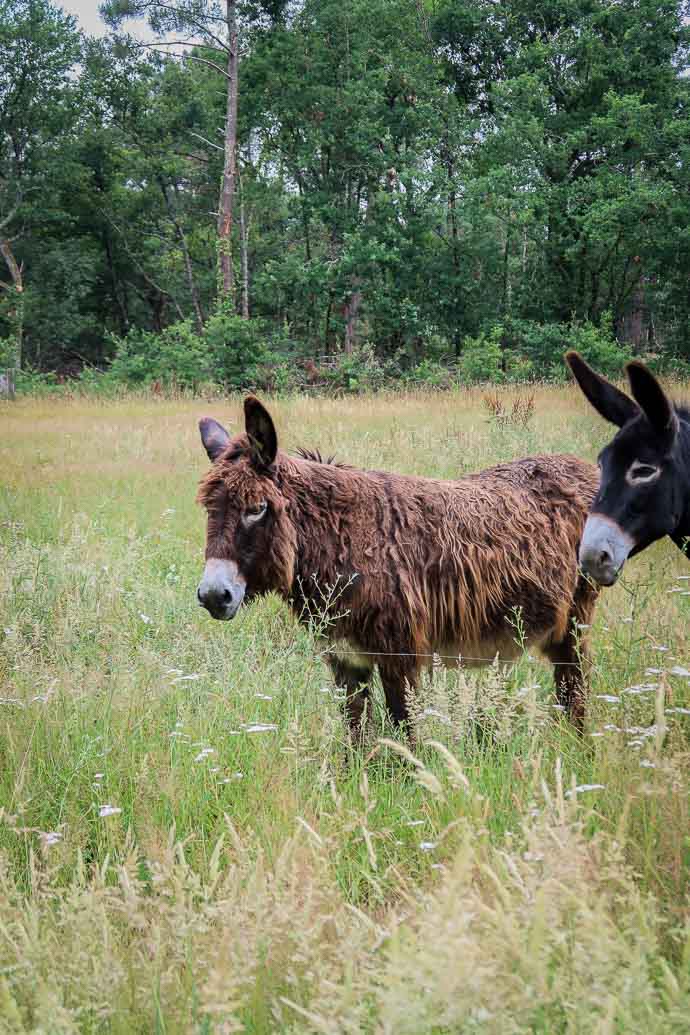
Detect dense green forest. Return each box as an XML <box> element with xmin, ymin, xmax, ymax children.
<box><xmin>1</xmin><ymin>0</ymin><xmax>689</xmax><ymax>390</ymax></box>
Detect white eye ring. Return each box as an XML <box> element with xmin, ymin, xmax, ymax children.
<box><xmin>626</xmin><ymin>461</ymin><xmax>660</xmax><ymax>486</ymax></box>
<box><xmin>242</xmin><ymin>502</ymin><xmax>267</xmax><ymax>528</ymax></box>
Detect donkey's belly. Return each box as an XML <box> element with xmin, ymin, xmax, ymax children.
<box><xmin>433</xmin><ymin>631</ymin><xmax>545</xmax><ymax>669</ymax></box>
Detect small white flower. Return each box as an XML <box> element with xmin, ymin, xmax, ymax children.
<box><xmin>596</xmin><ymin>694</ymin><xmax>620</xmax><ymax>703</ymax></box>
<box><xmin>94</xmin><ymin>772</ymin><xmax>104</xmax><ymax>780</ymax></box>
<box><xmin>243</xmin><ymin>723</ymin><xmax>278</xmax><ymax>733</ymax></box>
<box><xmin>645</xmin><ymin>668</ymin><xmax>664</xmax><ymax>675</ymax></box>
<box><xmin>139</xmin><ymin>613</ymin><xmax>152</xmax><ymax>624</ymax></box>
<box><xmin>194</xmin><ymin>748</ymin><xmax>215</xmax><ymax>762</ymax></box>
<box><xmin>40</xmin><ymin>831</ymin><xmax>62</xmax><ymax>846</ymax></box>
<box><xmin>254</xmin><ymin>693</ymin><xmax>273</xmax><ymax>700</ymax></box>
<box><xmin>640</xmin><ymin>760</ymin><xmax>656</xmax><ymax>769</ymax></box>
<box><xmin>171</xmin><ymin>673</ymin><xmax>200</xmax><ymax>683</ymax></box>
<box><xmin>669</xmin><ymin>666</ymin><xmax>690</xmax><ymax>678</ymax></box>
<box><xmin>564</xmin><ymin>784</ymin><xmax>605</xmax><ymax>798</ymax></box>
<box><xmin>419</xmin><ymin>841</ymin><xmax>436</xmax><ymax>852</ymax></box>
<box><xmin>420</xmin><ymin>707</ymin><xmax>451</xmax><ymax>724</ymax></box>
<box><xmin>99</xmin><ymin>805</ymin><xmax>122</xmax><ymax>818</ymax></box>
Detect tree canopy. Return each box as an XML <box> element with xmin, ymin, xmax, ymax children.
<box><xmin>1</xmin><ymin>0</ymin><xmax>688</xmax><ymax>385</ymax></box>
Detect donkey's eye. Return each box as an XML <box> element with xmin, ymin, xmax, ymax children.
<box><xmin>242</xmin><ymin>501</ymin><xmax>267</xmax><ymax>527</ymax></box>
<box><xmin>627</xmin><ymin>462</ymin><xmax>660</xmax><ymax>485</ymax></box>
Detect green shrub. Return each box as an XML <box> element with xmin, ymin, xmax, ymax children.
<box><xmin>108</xmin><ymin>321</ymin><xmax>211</xmax><ymax>388</ymax></box>
<box><xmin>504</xmin><ymin>315</ymin><xmax>631</xmax><ymax>379</ymax></box>
<box><xmin>458</xmin><ymin>326</ymin><xmax>505</xmax><ymax>383</ymax></box>
<box><xmin>203</xmin><ymin>311</ymin><xmax>271</xmax><ymax>389</ymax></box>
<box><xmin>322</xmin><ymin>342</ymin><xmax>392</xmax><ymax>394</ymax></box>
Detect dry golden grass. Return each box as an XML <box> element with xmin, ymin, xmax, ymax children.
<box><xmin>0</xmin><ymin>384</ymin><xmax>689</xmax><ymax>1032</ymax></box>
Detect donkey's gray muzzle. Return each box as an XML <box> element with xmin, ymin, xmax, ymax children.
<box><xmin>197</xmin><ymin>558</ymin><xmax>246</xmax><ymax>620</ymax></box>
<box><xmin>578</xmin><ymin>514</ymin><xmax>634</xmax><ymax>587</ymax></box>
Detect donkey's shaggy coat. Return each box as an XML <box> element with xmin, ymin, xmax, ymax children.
<box><xmin>197</xmin><ymin>399</ymin><xmax>600</xmax><ymax>730</ymax></box>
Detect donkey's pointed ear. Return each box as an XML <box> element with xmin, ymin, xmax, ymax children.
<box><xmin>565</xmin><ymin>350</ymin><xmax>638</xmax><ymax>428</ymax></box>
<box><xmin>199</xmin><ymin>417</ymin><xmax>231</xmax><ymax>462</ymax></box>
<box><xmin>244</xmin><ymin>396</ymin><xmax>278</xmax><ymax>468</ymax></box>
<box><xmin>626</xmin><ymin>361</ymin><xmax>678</xmax><ymax>440</ymax></box>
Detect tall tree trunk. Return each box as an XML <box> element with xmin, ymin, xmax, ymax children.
<box><xmin>238</xmin><ymin>164</ymin><xmax>250</xmax><ymax>319</ymax></box>
<box><xmin>217</xmin><ymin>0</ymin><xmax>239</xmax><ymax>302</ymax></box>
<box><xmin>161</xmin><ymin>181</ymin><xmax>205</xmax><ymax>334</ymax></box>
<box><xmin>0</xmin><ymin>237</ymin><xmax>24</xmax><ymax>368</ymax></box>
<box><xmin>343</xmin><ymin>281</ymin><xmax>362</xmax><ymax>354</ymax></box>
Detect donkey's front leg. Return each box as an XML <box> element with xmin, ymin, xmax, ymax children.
<box><xmin>378</xmin><ymin>659</ymin><xmax>418</xmax><ymax>736</ymax></box>
<box><xmin>327</xmin><ymin>654</ymin><xmax>374</xmax><ymax>739</ymax></box>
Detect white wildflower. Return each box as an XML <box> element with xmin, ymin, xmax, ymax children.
<box><xmin>564</xmin><ymin>784</ymin><xmax>605</xmax><ymax>798</ymax></box>
<box><xmin>40</xmin><ymin>831</ymin><xmax>62</xmax><ymax>846</ymax></box>
<box><xmin>99</xmin><ymin>805</ymin><xmax>122</xmax><ymax>818</ymax></box>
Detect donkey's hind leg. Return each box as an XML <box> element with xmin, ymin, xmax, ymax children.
<box><xmin>327</xmin><ymin>655</ymin><xmax>373</xmax><ymax>739</ymax></box>
<box><xmin>543</xmin><ymin>579</ymin><xmax>598</xmax><ymax>730</ymax></box>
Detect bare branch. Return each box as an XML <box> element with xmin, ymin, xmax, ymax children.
<box><xmin>190</xmin><ymin>130</ymin><xmax>224</xmax><ymax>152</ymax></box>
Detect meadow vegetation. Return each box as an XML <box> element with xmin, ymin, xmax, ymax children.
<box><xmin>1</xmin><ymin>385</ymin><xmax>689</xmax><ymax>1033</ymax></box>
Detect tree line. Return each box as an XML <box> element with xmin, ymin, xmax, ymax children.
<box><xmin>1</xmin><ymin>0</ymin><xmax>689</xmax><ymax>390</ymax></box>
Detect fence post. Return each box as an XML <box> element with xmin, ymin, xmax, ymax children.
<box><xmin>0</xmin><ymin>368</ymin><xmax>16</xmax><ymax>400</ymax></box>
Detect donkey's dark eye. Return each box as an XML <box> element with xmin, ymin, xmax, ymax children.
<box><xmin>627</xmin><ymin>462</ymin><xmax>660</xmax><ymax>484</ymax></box>
<box><xmin>242</xmin><ymin>501</ymin><xmax>267</xmax><ymax>527</ymax></box>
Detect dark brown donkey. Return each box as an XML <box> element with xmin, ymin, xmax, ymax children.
<box><xmin>196</xmin><ymin>398</ymin><xmax>600</xmax><ymax>730</ymax></box>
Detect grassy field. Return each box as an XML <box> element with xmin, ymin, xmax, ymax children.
<box><xmin>1</xmin><ymin>384</ymin><xmax>689</xmax><ymax>1033</ymax></box>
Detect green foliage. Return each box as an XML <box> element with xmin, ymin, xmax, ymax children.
<box><xmin>2</xmin><ymin>0</ymin><xmax>690</xmax><ymax>381</ymax></box>
<box><xmin>203</xmin><ymin>310</ymin><xmax>271</xmax><ymax>388</ymax></box>
<box><xmin>458</xmin><ymin>326</ymin><xmax>505</xmax><ymax>383</ymax></box>
<box><xmin>108</xmin><ymin>320</ymin><xmax>211</xmax><ymax>387</ymax></box>
<box><xmin>322</xmin><ymin>343</ymin><xmax>393</xmax><ymax>395</ymax></box>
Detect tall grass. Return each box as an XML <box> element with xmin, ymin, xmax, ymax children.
<box><xmin>1</xmin><ymin>385</ymin><xmax>689</xmax><ymax>1032</ymax></box>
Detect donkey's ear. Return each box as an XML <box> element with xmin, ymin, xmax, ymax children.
<box><xmin>244</xmin><ymin>396</ymin><xmax>278</xmax><ymax>468</ymax></box>
<box><xmin>626</xmin><ymin>361</ymin><xmax>678</xmax><ymax>440</ymax></box>
<box><xmin>565</xmin><ymin>350</ymin><xmax>638</xmax><ymax>428</ymax></box>
<box><xmin>199</xmin><ymin>417</ymin><xmax>231</xmax><ymax>462</ymax></box>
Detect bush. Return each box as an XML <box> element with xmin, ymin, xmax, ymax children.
<box><xmin>108</xmin><ymin>321</ymin><xmax>211</xmax><ymax>388</ymax></box>
<box><xmin>503</xmin><ymin>315</ymin><xmax>631</xmax><ymax>379</ymax></box>
<box><xmin>458</xmin><ymin>326</ymin><xmax>505</xmax><ymax>383</ymax></box>
<box><xmin>203</xmin><ymin>311</ymin><xmax>272</xmax><ymax>389</ymax></box>
<box><xmin>322</xmin><ymin>342</ymin><xmax>392</xmax><ymax>394</ymax></box>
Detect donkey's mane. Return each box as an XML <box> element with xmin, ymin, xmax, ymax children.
<box><xmin>293</xmin><ymin>446</ymin><xmax>351</xmax><ymax>468</ymax></box>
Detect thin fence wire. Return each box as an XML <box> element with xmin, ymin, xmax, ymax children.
<box><xmin>321</xmin><ymin>647</ymin><xmax>582</xmax><ymax>667</ymax></box>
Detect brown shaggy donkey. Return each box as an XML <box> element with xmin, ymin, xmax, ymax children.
<box><xmin>196</xmin><ymin>398</ymin><xmax>600</xmax><ymax>732</ymax></box>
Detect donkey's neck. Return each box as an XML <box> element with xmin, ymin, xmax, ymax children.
<box><xmin>279</xmin><ymin>458</ymin><xmax>368</xmax><ymax>608</ymax></box>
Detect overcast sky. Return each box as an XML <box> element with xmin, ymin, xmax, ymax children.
<box><xmin>58</xmin><ymin>1</ymin><xmax>152</xmax><ymax>40</ymax></box>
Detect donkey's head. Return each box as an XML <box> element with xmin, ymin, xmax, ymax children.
<box><xmin>566</xmin><ymin>351</ymin><xmax>686</xmax><ymax>585</ymax></box>
<box><xmin>196</xmin><ymin>398</ymin><xmax>296</xmax><ymax>619</ymax></box>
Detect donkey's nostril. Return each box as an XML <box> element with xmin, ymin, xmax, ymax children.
<box><xmin>222</xmin><ymin>588</ymin><xmax>232</xmax><ymax>604</ymax></box>
<box><xmin>197</xmin><ymin>587</ymin><xmax>203</xmax><ymax>604</ymax></box>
